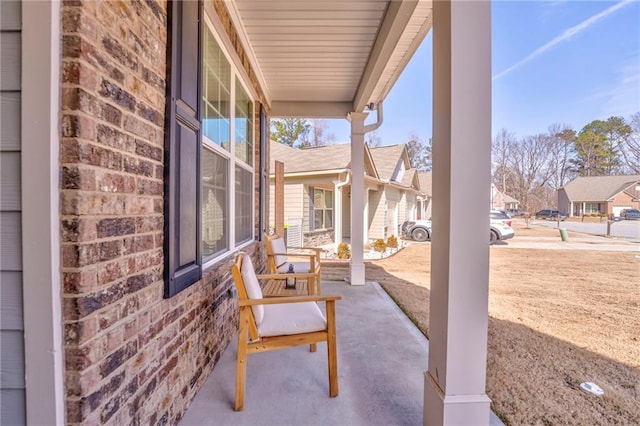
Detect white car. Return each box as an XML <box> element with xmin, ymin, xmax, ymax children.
<box><xmin>490</xmin><ymin>219</ymin><xmax>514</xmax><ymax>244</ymax></box>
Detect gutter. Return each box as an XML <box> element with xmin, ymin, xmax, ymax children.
<box><xmin>364</xmin><ymin>102</ymin><xmax>383</xmax><ymax>133</ymax></box>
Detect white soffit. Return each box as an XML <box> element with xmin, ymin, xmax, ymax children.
<box><xmin>226</xmin><ymin>0</ymin><xmax>432</xmax><ymax>117</ymax></box>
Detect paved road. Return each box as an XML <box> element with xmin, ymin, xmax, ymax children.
<box><xmin>532</xmin><ymin>219</ymin><xmax>640</xmax><ymax>241</ymax></box>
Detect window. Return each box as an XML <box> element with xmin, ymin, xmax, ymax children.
<box><xmin>312</xmin><ymin>188</ymin><xmax>333</xmax><ymax>230</ymax></box>
<box><xmin>201</xmin><ymin>23</ymin><xmax>255</xmax><ymax>265</ymax></box>
<box><xmin>584</xmin><ymin>203</ymin><xmax>600</xmax><ymax>214</ymax></box>
<box><xmin>165</xmin><ymin>1</ymin><xmax>255</xmax><ymax>297</ymax></box>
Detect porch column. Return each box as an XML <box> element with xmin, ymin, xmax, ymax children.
<box><xmin>363</xmin><ymin>188</ymin><xmax>370</xmax><ymax>244</ymax></box>
<box><xmin>424</xmin><ymin>1</ymin><xmax>492</xmax><ymax>425</ymax></box>
<box><xmin>348</xmin><ymin>112</ymin><xmax>368</xmax><ymax>285</ymax></box>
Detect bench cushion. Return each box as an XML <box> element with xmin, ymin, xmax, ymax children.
<box><xmin>259</xmin><ymin>302</ymin><xmax>326</xmax><ymax>337</ymax></box>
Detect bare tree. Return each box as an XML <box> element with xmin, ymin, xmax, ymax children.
<box><xmin>618</xmin><ymin>112</ymin><xmax>640</xmax><ymax>174</ymax></box>
<box><xmin>365</xmin><ymin>129</ymin><xmax>382</xmax><ymax>148</ymax></box>
<box><xmin>492</xmin><ymin>128</ymin><xmax>517</xmax><ymax>194</ymax></box>
<box><xmin>545</xmin><ymin>123</ymin><xmax>576</xmax><ymax>190</ymax></box>
<box><xmin>300</xmin><ymin>119</ymin><xmax>336</xmax><ymax>148</ymax></box>
<box><xmin>406</xmin><ymin>132</ymin><xmax>431</xmax><ymax>171</ymax></box>
<box><xmin>510</xmin><ymin>134</ymin><xmax>552</xmax><ymax>211</ymax></box>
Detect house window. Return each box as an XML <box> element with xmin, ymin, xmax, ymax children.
<box><xmin>201</xmin><ymin>22</ymin><xmax>255</xmax><ymax>265</ymax></box>
<box><xmin>584</xmin><ymin>203</ymin><xmax>600</xmax><ymax>214</ymax></box>
<box><xmin>313</xmin><ymin>188</ymin><xmax>333</xmax><ymax>230</ymax></box>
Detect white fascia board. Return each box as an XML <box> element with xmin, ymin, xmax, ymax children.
<box><xmin>353</xmin><ymin>1</ymin><xmax>419</xmax><ymax>111</ymax></box>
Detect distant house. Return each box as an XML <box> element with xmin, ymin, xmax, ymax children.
<box><xmin>491</xmin><ymin>183</ymin><xmax>520</xmax><ymax>211</ymax></box>
<box><xmin>417</xmin><ymin>171</ymin><xmax>432</xmax><ymax>219</ymax></box>
<box><xmin>558</xmin><ymin>175</ymin><xmax>640</xmax><ymax>217</ymax></box>
<box><xmin>269</xmin><ymin>142</ymin><xmax>423</xmax><ymax>249</ymax></box>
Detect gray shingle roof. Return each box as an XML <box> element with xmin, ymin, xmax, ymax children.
<box><xmin>270</xmin><ymin>141</ymin><xmax>352</xmax><ymax>173</ymax></box>
<box><xmin>561</xmin><ymin>175</ymin><xmax>640</xmax><ymax>201</ymax></box>
<box><xmin>418</xmin><ymin>172</ymin><xmax>432</xmax><ymax>196</ymax></box>
<box><xmin>369</xmin><ymin>144</ymin><xmax>406</xmax><ymax>181</ymax></box>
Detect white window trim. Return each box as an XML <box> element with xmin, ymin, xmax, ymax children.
<box><xmin>312</xmin><ymin>187</ymin><xmax>334</xmax><ymax>231</ymax></box>
<box><xmin>201</xmin><ymin>15</ymin><xmax>255</xmax><ymax>270</ymax></box>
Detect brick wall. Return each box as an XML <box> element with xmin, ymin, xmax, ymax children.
<box><xmin>60</xmin><ymin>1</ymin><xmax>267</xmax><ymax>424</ymax></box>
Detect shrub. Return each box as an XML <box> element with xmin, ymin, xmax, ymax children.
<box><xmin>386</xmin><ymin>235</ymin><xmax>398</xmax><ymax>248</ymax></box>
<box><xmin>372</xmin><ymin>239</ymin><xmax>387</xmax><ymax>252</ymax></box>
<box><xmin>337</xmin><ymin>243</ymin><xmax>351</xmax><ymax>259</ymax></box>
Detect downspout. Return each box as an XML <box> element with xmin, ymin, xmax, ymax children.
<box><xmin>364</xmin><ymin>102</ymin><xmax>383</xmax><ymax>133</ymax></box>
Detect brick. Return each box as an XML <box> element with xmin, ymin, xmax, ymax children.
<box><xmin>97</xmin><ymin>259</ymin><xmax>128</xmax><ymax>286</ymax></box>
<box><xmin>61</xmin><ymin>192</ymin><xmax>127</xmax><ymax>216</ymax></box>
<box><xmin>102</xmin><ymin>35</ymin><xmax>138</xmax><ymax>72</ymax></box>
<box><xmin>62</xmin><ymin>165</ymin><xmax>96</xmax><ymax>191</ymax></box>
<box><xmin>135</xmin><ymin>139</ymin><xmax>163</xmax><ymax>162</ymax></box>
<box><xmin>136</xmin><ymin>101</ymin><xmax>163</xmax><ymax>127</ymax></box>
<box><xmin>123</xmin><ymin>114</ymin><xmax>155</xmax><ymax>140</ymax></box>
<box><xmin>62</xmin><ymin>114</ymin><xmax>97</xmax><ymax>140</ymax></box>
<box><xmin>65</xmin><ymin>316</ymin><xmax>99</xmax><ymax>345</ymax></box>
<box><xmin>97</xmin><ymin>124</ymin><xmax>136</xmax><ymax>153</ymax></box>
<box><xmin>123</xmin><ymin>235</ymin><xmax>154</xmax><ymax>255</ymax></box>
<box><xmin>64</xmin><ymin>269</ymin><xmax>98</xmax><ymax>294</ymax></box>
<box><xmin>100</xmin><ymin>340</ymin><xmax>137</xmax><ymax>378</ymax></box>
<box><xmin>141</xmin><ymin>66</ymin><xmax>165</xmax><ymax>91</ymax></box>
<box><xmin>123</xmin><ymin>155</ymin><xmax>154</xmax><ymax>177</ymax></box>
<box><xmin>66</xmin><ymin>281</ymin><xmax>126</xmax><ymax>318</ymax></box>
<box><xmin>124</xmin><ymin>197</ymin><xmax>155</xmax><ymax>215</ymax></box>
<box><xmin>99</xmin><ymin>78</ymin><xmax>136</xmax><ymax>112</ymax></box>
<box><xmin>135</xmin><ymin>216</ymin><xmax>163</xmax><ymax>233</ymax></box>
<box><xmin>97</xmin><ymin>218</ymin><xmax>136</xmax><ymax>238</ymax></box>
<box><xmin>137</xmin><ymin>178</ymin><xmax>162</xmax><ymax>196</ymax></box>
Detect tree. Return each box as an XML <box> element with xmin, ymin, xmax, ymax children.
<box><xmin>365</xmin><ymin>129</ymin><xmax>382</xmax><ymax>148</ymax></box>
<box><xmin>571</xmin><ymin>119</ymin><xmax>620</xmax><ymax>176</ymax></box>
<box><xmin>270</xmin><ymin>118</ymin><xmax>310</xmax><ymax>147</ymax></box>
<box><xmin>299</xmin><ymin>119</ymin><xmax>336</xmax><ymax>148</ymax></box>
<box><xmin>545</xmin><ymin>124</ymin><xmax>576</xmax><ymax>190</ymax></box>
<box><xmin>492</xmin><ymin>128</ymin><xmax>517</xmax><ymax>194</ymax></box>
<box><xmin>622</xmin><ymin>112</ymin><xmax>640</xmax><ymax>174</ymax></box>
<box><xmin>406</xmin><ymin>133</ymin><xmax>432</xmax><ymax>171</ymax></box>
<box><xmin>509</xmin><ymin>134</ymin><xmax>552</xmax><ymax>212</ymax></box>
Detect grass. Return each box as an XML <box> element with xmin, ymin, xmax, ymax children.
<box><xmin>322</xmin><ymin>221</ymin><xmax>640</xmax><ymax>424</ymax></box>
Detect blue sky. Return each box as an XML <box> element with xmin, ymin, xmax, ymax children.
<box><xmin>327</xmin><ymin>0</ymin><xmax>640</xmax><ymax>145</ymax></box>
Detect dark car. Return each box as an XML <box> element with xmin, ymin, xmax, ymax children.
<box><xmin>620</xmin><ymin>208</ymin><xmax>640</xmax><ymax>220</ymax></box>
<box><xmin>534</xmin><ymin>209</ymin><xmax>567</xmax><ymax>221</ymax></box>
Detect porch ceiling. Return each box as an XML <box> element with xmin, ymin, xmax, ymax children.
<box><xmin>226</xmin><ymin>0</ymin><xmax>432</xmax><ymax>118</ymax></box>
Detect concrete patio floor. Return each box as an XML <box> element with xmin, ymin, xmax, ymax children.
<box><xmin>179</xmin><ymin>280</ymin><xmax>503</xmax><ymax>426</ymax></box>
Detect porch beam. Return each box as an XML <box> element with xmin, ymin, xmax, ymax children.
<box><xmin>348</xmin><ymin>112</ymin><xmax>368</xmax><ymax>286</ymax></box>
<box><xmin>424</xmin><ymin>0</ymin><xmax>492</xmax><ymax>425</ymax></box>
<box><xmin>270</xmin><ymin>101</ymin><xmax>353</xmax><ymax>119</ymax></box>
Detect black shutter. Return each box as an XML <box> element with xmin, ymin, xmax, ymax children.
<box><xmin>164</xmin><ymin>0</ymin><xmax>202</xmax><ymax>298</ymax></box>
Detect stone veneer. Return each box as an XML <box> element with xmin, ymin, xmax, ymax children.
<box><xmin>60</xmin><ymin>1</ymin><xmax>267</xmax><ymax>424</ymax></box>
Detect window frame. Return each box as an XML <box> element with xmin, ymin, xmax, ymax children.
<box><xmin>200</xmin><ymin>14</ymin><xmax>256</xmax><ymax>270</ymax></box>
<box><xmin>311</xmin><ymin>187</ymin><xmax>334</xmax><ymax>231</ymax></box>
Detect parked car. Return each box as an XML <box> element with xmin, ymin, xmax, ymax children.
<box><xmin>490</xmin><ymin>220</ymin><xmax>515</xmax><ymax>244</ymax></box>
<box><xmin>401</xmin><ymin>214</ymin><xmax>514</xmax><ymax>245</ymax></box>
<box><xmin>401</xmin><ymin>219</ymin><xmax>432</xmax><ymax>242</ymax></box>
<box><xmin>620</xmin><ymin>208</ymin><xmax>640</xmax><ymax>220</ymax></box>
<box><xmin>534</xmin><ymin>209</ymin><xmax>567</xmax><ymax>221</ymax></box>
<box><xmin>490</xmin><ymin>209</ymin><xmax>512</xmax><ymax>227</ymax></box>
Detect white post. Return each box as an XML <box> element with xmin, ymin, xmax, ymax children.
<box><xmin>424</xmin><ymin>1</ymin><xmax>492</xmax><ymax>425</ymax></box>
<box><xmin>363</xmin><ymin>188</ymin><xmax>370</xmax><ymax>245</ymax></box>
<box><xmin>21</xmin><ymin>1</ymin><xmax>66</xmax><ymax>424</ymax></box>
<box><xmin>348</xmin><ymin>112</ymin><xmax>368</xmax><ymax>285</ymax></box>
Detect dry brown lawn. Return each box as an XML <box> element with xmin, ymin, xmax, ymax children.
<box><xmin>323</xmin><ymin>222</ymin><xmax>640</xmax><ymax>425</ymax></box>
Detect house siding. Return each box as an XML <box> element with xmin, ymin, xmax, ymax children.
<box><xmin>368</xmin><ymin>189</ymin><xmax>386</xmax><ymax>240</ymax></box>
<box><xmin>0</xmin><ymin>1</ymin><xmax>25</xmax><ymax>424</ymax></box>
<box><xmin>59</xmin><ymin>2</ymin><xmax>267</xmax><ymax>425</ymax></box>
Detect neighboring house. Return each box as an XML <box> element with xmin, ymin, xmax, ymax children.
<box><xmin>269</xmin><ymin>142</ymin><xmax>423</xmax><ymax>249</ymax></box>
<box><xmin>1</xmin><ymin>1</ymin><xmax>496</xmax><ymax>425</ymax></box>
<box><xmin>369</xmin><ymin>144</ymin><xmax>422</xmax><ymax>239</ymax></box>
<box><xmin>417</xmin><ymin>171</ymin><xmax>433</xmax><ymax>219</ymax></box>
<box><xmin>491</xmin><ymin>183</ymin><xmax>520</xmax><ymax>211</ymax></box>
<box><xmin>558</xmin><ymin>175</ymin><xmax>640</xmax><ymax>217</ymax></box>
